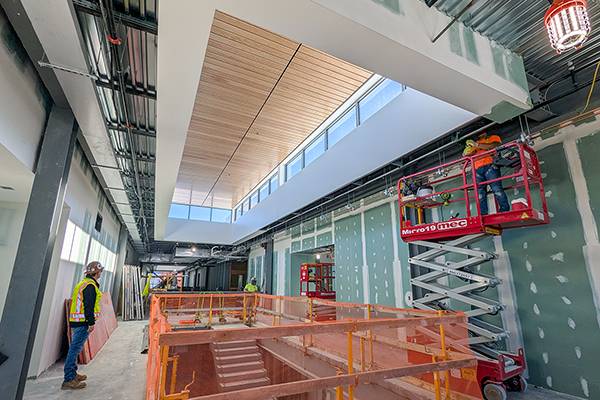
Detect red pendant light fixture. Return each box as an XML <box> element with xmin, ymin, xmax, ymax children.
<box><xmin>545</xmin><ymin>0</ymin><xmax>591</xmax><ymax>53</ymax></box>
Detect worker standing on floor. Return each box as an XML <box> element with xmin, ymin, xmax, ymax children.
<box><xmin>244</xmin><ymin>276</ymin><xmax>258</xmax><ymax>293</ymax></box>
<box><xmin>62</xmin><ymin>261</ymin><xmax>104</xmax><ymax>390</ymax></box>
<box><xmin>463</xmin><ymin>132</ymin><xmax>510</xmax><ymax>215</ymax></box>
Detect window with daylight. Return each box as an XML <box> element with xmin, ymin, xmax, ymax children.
<box><xmin>359</xmin><ymin>79</ymin><xmax>404</xmax><ymax>123</ymax></box>
<box><xmin>189</xmin><ymin>206</ymin><xmax>211</xmax><ymax>221</ymax></box>
<box><xmin>286</xmin><ymin>152</ymin><xmax>303</xmax><ymax>181</ymax></box>
<box><xmin>270</xmin><ymin>174</ymin><xmax>279</xmax><ymax>193</ymax></box>
<box><xmin>169</xmin><ymin>203</ymin><xmax>189</xmax><ymax>219</ymax></box>
<box><xmin>304</xmin><ymin>133</ymin><xmax>326</xmax><ymax>167</ymax></box>
<box><xmin>250</xmin><ymin>191</ymin><xmax>259</xmax><ymax>208</ymax></box>
<box><xmin>327</xmin><ymin>107</ymin><xmax>357</xmax><ymax>148</ymax></box>
<box><xmin>211</xmin><ymin>208</ymin><xmax>232</xmax><ymax>223</ymax></box>
<box><xmin>259</xmin><ymin>182</ymin><xmax>269</xmax><ymax>201</ymax></box>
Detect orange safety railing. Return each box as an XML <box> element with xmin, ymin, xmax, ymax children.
<box><xmin>146</xmin><ymin>293</ymin><xmax>483</xmax><ymax>400</ymax></box>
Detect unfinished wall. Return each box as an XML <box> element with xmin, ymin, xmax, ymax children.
<box><xmin>263</xmin><ymin>117</ymin><xmax>600</xmax><ymax>398</ymax></box>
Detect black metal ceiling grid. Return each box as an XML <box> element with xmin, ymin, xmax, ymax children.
<box><xmin>74</xmin><ymin>0</ymin><xmax>157</xmax><ymax>251</ymax></box>
<box><xmin>428</xmin><ymin>0</ymin><xmax>600</xmax><ymax>83</ymax></box>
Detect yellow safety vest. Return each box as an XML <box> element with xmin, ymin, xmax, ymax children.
<box><xmin>69</xmin><ymin>277</ymin><xmax>102</xmax><ymax>322</ymax></box>
<box><xmin>244</xmin><ymin>283</ymin><xmax>258</xmax><ymax>293</ymax></box>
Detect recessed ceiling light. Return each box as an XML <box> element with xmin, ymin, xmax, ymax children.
<box><xmin>0</xmin><ymin>186</ymin><xmax>15</xmax><ymax>191</ymax></box>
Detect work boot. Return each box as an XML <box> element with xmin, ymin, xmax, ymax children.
<box><xmin>61</xmin><ymin>379</ymin><xmax>87</xmax><ymax>390</ymax></box>
<box><xmin>76</xmin><ymin>373</ymin><xmax>87</xmax><ymax>381</ymax></box>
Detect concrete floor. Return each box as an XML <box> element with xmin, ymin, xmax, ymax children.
<box><xmin>22</xmin><ymin>320</ymin><xmax>582</xmax><ymax>400</ymax></box>
<box><xmin>24</xmin><ymin>320</ymin><xmax>147</xmax><ymax>400</ymax></box>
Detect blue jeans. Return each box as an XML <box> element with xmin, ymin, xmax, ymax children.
<box><xmin>64</xmin><ymin>326</ymin><xmax>89</xmax><ymax>382</ymax></box>
<box><xmin>476</xmin><ymin>164</ymin><xmax>510</xmax><ymax>215</ymax></box>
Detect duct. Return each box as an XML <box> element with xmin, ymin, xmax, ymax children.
<box><xmin>17</xmin><ymin>0</ymin><xmax>145</xmax><ymax>250</ymax></box>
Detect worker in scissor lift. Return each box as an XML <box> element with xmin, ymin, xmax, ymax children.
<box><xmin>463</xmin><ymin>132</ymin><xmax>510</xmax><ymax>215</ymax></box>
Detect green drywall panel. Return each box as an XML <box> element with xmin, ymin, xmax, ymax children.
<box><xmin>364</xmin><ymin>204</ymin><xmax>396</xmax><ymax>306</ymax></box>
<box><xmin>302</xmin><ymin>219</ymin><xmax>316</xmax><ymax>235</ymax></box>
<box><xmin>273</xmin><ymin>250</ymin><xmax>279</xmax><ymax>294</ymax></box>
<box><xmin>291</xmin><ymin>224</ymin><xmax>301</xmax><ymax>239</ymax></box>
<box><xmin>491</xmin><ymin>45</ymin><xmax>507</xmax><ymax>79</ymax></box>
<box><xmin>462</xmin><ymin>27</ymin><xmax>479</xmax><ymax>65</ymax></box>
<box><xmin>284</xmin><ymin>248</ymin><xmax>291</xmax><ymax>296</ymax></box>
<box><xmin>334</xmin><ymin>214</ymin><xmax>364</xmax><ymax>303</ymax></box>
<box><xmin>291</xmin><ymin>240</ymin><xmax>301</xmax><ymax>253</ymax></box>
<box><xmin>448</xmin><ymin>23</ymin><xmax>463</xmax><ymax>57</ymax></box>
<box><xmin>257</xmin><ymin>256</ymin><xmax>263</xmax><ymax>288</ymax></box>
<box><xmin>316</xmin><ymin>231</ymin><xmax>333</xmax><ymax>248</ymax></box>
<box><xmin>394</xmin><ymin>202</ymin><xmax>412</xmax><ymax>304</ymax></box>
<box><xmin>290</xmin><ymin>253</ymin><xmax>315</xmax><ymax>297</ymax></box>
<box><xmin>483</xmin><ymin>101</ymin><xmax>529</xmax><ymax>124</ymax></box>
<box><xmin>505</xmin><ymin>51</ymin><xmax>528</xmax><ymax>92</ymax></box>
<box><xmin>249</xmin><ymin>258</ymin><xmax>255</xmax><ymax>281</ymax></box>
<box><xmin>302</xmin><ymin>237</ymin><xmax>315</xmax><ymax>251</ymax></box>
<box><xmin>577</xmin><ymin>131</ymin><xmax>600</xmax><ymax>240</ymax></box>
<box><xmin>316</xmin><ymin>213</ymin><xmax>332</xmax><ymax>230</ymax></box>
<box><xmin>371</xmin><ymin>0</ymin><xmax>403</xmax><ymax>15</ymax></box>
<box><xmin>502</xmin><ymin>143</ymin><xmax>600</xmax><ymax>398</ymax></box>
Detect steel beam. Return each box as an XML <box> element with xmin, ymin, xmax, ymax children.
<box><xmin>106</xmin><ymin>122</ymin><xmax>156</xmax><ymax>138</ymax></box>
<box><xmin>72</xmin><ymin>0</ymin><xmax>158</xmax><ymax>35</ymax></box>
<box><xmin>96</xmin><ymin>79</ymin><xmax>157</xmax><ymax>100</ymax></box>
<box><xmin>0</xmin><ymin>107</ymin><xmax>77</xmax><ymax>399</ymax></box>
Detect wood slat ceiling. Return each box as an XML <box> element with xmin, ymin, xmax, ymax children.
<box><xmin>175</xmin><ymin>10</ymin><xmax>372</xmax><ymax>209</ymax></box>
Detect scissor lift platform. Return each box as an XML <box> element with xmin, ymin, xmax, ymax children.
<box><xmin>397</xmin><ymin>140</ymin><xmax>549</xmax><ymax>400</ymax></box>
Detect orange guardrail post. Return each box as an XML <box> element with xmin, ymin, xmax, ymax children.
<box><xmin>242</xmin><ymin>294</ymin><xmax>247</xmax><ymax>323</ymax></box>
<box><xmin>367</xmin><ymin>304</ymin><xmax>374</xmax><ymax>369</ymax></box>
<box><xmin>347</xmin><ymin>331</ymin><xmax>355</xmax><ymax>400</ymax></box>
<box><xmin>160</xmin><ymin>345</ymin><xmax>169</xmax><ymax>399</ymax></box>
<box><xmin>208</xmin><ymin>295</ymin><xmax>213</xmax><ymax>327</ymax></box>
<box><xmin>438</xmin><ymin>311</ymin><xmax>451</xmax><ymax>399</ymax></box>
<box><xmin>360</xmin><ymin>336</ymin><xmax>366</xmax><ymax>372</ymax></box>
<box><xmin>432</xmin><ymin>354</ymin><xmax>441</xmax><ymax>400</ymax></box>
<box><xmin>169</xmin><ymin>355</ymin><xmax>179</xmax><ymax>395</ymax></box>
<box><xmin>335</xmin><ymin>368</ymin><xmax>344</xmax><ymax>400</ymax></box>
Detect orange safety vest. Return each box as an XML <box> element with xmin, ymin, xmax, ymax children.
<box><xmin>473</xmin><ymin>135</ymin><xmax>502</xmax><ymax>170</ymax></box>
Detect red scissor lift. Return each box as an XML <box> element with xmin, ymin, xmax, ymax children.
<box><xmin>397</xmin><ymin>140</ymin><xmax>549</xmax><ymax>400</ymax></box>
<box><xmin>300</xmin><ymin>263</ymin><xmax>337</xmax><ymax>321</ymax></box>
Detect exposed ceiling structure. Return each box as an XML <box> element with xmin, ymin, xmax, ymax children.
<box><xmin>174</xmin><ymin>11</ymin><xmax>372</xmax><ymax>210</ymax></box>
<box><xmin>73</xmin><ymin>0</ymin><xmax>157</xmax><ymax>252</ymax></box>
<box><xmin>427</xmin><ymin>0</ymin><xmax>600</xmax><ymax>84</ymax></box>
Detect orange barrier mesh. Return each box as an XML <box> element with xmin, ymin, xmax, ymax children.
<box><xmin>146</xmin><ymin>293</ymin><xmax>483</xmax><ymax>400</ymax></box>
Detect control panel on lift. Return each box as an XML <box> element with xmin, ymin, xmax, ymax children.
<box><xmin>299</xmin><ymin>263</ymin><xmax>336</xmax><ymax>300</ymax></box>
<box><xmin>397</xmin><ymin>140</ymin><xmax>550</xmax><ymax>242</ymax></box>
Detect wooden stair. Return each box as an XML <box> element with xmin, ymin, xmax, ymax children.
<box><xmin>211</xmin><ymin>340</ymin><xmax>271</xmax><ymax>392</ymax></box>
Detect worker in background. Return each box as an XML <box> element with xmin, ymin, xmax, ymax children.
<box><xmin>463</xmin><ymin>133</ymin><xmax>510</xmax><ymax>215</ymax></box>
<box><xmin>62</xmin><ymin>261</ymin><xmax>104</xmax><ymax>390</ymax></box>
<box><xmin>244</xmin><ymin>277</ymin><xmax>259</xmax><ymax>293</ymax></box>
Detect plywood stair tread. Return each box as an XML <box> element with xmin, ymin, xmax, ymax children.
<box><xmin>219</xmin><ymin>377</ymin><xmax>271</xmax><ymax>392</ymax></box>
<box><xmin>216</xmin><ymin>360</ymin><xmax>264</xmax><ymax>373</ymax></box>
<box><xmin>211</xmin><ymin>339</ymin><xmax>271</xmax><ymax>393</ymax></box>
<box><xmin>218</xmin><ymin>368</ymin><xmax>268</xmax><ymax>382</ymax></box>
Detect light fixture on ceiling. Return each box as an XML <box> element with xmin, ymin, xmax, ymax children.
<box><xmin>545</xmin><ymin>0</ymin><xmax>591</xmax><ymax>54</ymax></box>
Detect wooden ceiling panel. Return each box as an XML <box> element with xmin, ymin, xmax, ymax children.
<box><xmin>174</xmin><ymin>11</ymin><xmax>371</xmax><ymax>209</ymax></box>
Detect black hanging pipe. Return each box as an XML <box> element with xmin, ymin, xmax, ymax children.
<box><xmin>98</xmin><ymin>0</ymin><xmax>150</xmax><ymax>248</ymax></box>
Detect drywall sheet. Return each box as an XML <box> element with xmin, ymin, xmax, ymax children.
<box><xmin>273</xmin><ymin>250</ymin><xmax>278</xmax><ymax>294</ymax></box>
<box><xmin>284</xmin><ymin>247</ymin><xmax>291</xmax><ymax>296</ymax></box>
<box><xmin>502</xmin><ymin>143</ymin><xmax>599</xmax><ymax>398</ymax></box>
<box><xmin>577</xmin><ymin>131</ymin><xmax>600</xmax><ymax>240</ymax></box>
<box><xmin>364</xmin><ymin>204</ymin><xmax>395</xmax><ymax>306</ymax></box>
<box><xmin>334</xmin><ymin>214</ymin><xmax>364</xmax><ymax>303</ymax></box>
<box><xmin>316</xmin><ymin>232</ymin><xmax>333</xmax><ymax>248</ymax></box>
<box><xmin>289</xmin><ymin>253</ymin><xmax>315</xmax><ymax>297</ymax></box>
<box><xmin>394</xmin><ymin>202</ymin><xmax>413</xmax><ymax>302</ymax></box>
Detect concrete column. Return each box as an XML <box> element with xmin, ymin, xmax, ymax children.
<box><xmin>0</xmin><ymin>106</ymin><xmax>77</xmax><ymax>399</ymax></box>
